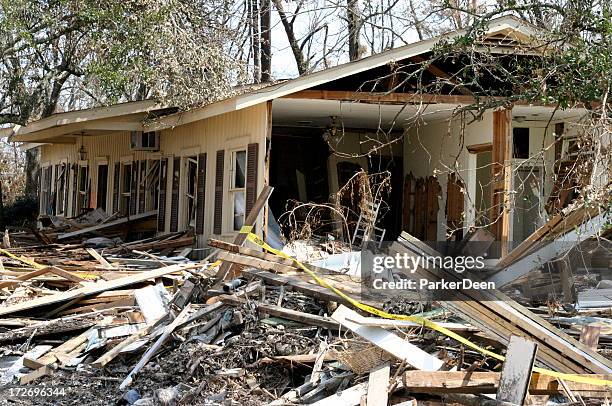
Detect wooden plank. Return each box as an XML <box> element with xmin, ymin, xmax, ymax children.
<box><xmin>208</xmin><ymin>238</ymin><xmax>295</xmax><ymax>267</ymax></box>
<box><xmin>46</xmin><ymin>266</ymin><xmax>86</xmax><ymax>284</ymax></box>
<box><xmin>215</xmin><ymin>185</ymin><xmax>274</xmax><ymax>281</ymax></box>
<box><xmin>217</xmin><ymin>251</ymin><xmax>295</xmax><ymax>274</ymax></box>
<box><xmin>497</xmin><ymin>336</ymin><xmax>538</xmax><ymax>404</ymax></box>
<box><xmin>57</xmin><ymin>210</ymin><xmax>157</xmax><ymax>240</ymax></box>
<box><xmin>19</xmin><ymin>365</ymin><xmax>52</xmax><ymax>385</ymax></box>
<box><xmin>487</xmin><ymin>213</ymin><xmax>607</xmax><ymax>287</ymax></box>
<box><xmin>491</xmin><ymin>108</ymin><xmax>512</xmax><ymax>253</ymax></box>
<box><xmin>119</xmin><ymin>304</ymin><xmax>192</xmax><ymax>390</ymax></box>
<box><xmin>366</xmin><ymin>362</ymin><xmax>390</xmax><ymax>406</ymax></box>
<box><xmin>0</xmin><ymin>267</ymin><xmax>53</xmax><ymax>289</ymax></box>
<box><xmin>394</xmin><ymin>234</ymin><xmax>612</xmax><ymax>374</ymax></box>
<box><xmin>91</xmin><ymin>323</ymin><xmax>156</xmax><ymax>368</ymax></box>
<box><xmin>0</xmin><ymin>263</ymin><xmax>197</xmax><ymax>317</ymax></box>
<box><xmin>402</xmin><ymin>371</ymin><xmax>612</xmax><ymax>397</ymax></box>
<box><xmin>86</xmin><ymin>248</ymin><xmax>115</xmax><ymax>269</ymax></box>
<box><xmin>331</xmin><ymin>305</ymin><xmax>443</xmax><ymax>371</ymax></box>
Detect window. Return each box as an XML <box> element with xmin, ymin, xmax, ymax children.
<box><xmin>120</xmin><ymin>163</ymin><xmax>132</xmax><ymax>215</ymax></box>
<box><xmin>55</xmin><ymin>163</ymin><xmax>67</xmax><ymax>215</ymax></box>
<box><xmin>513</xmin><ymin>128</ymin><xmax>530</xmax><ymax>159</ymax></box>
<box><xmin>130</xmin><ymin>131</ymin><xmax>159</xmax><ymax>151</ymax></box>
<box><xmin>76</xmin><ymin>164</ymin><xmax>89</xmax><ymax>214</ymax></box>
<box><xmin>229</xmin><ymin>150</ymin><xmax>246</xmax><ymax>231</ymax></box>
<box><xmin>97</xmin><ymin>163</ymin><xmax>108</xmax><ymax>211</ymax></box>
<box><xmin>183</xmin><ymin>156</ymin><xmax>198</xmax><ymax>228</ymax></box>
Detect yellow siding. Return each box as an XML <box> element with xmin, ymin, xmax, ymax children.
<box><xmin>39</xmin><ymin>103</ymin><xmax>269</xmax><ymax>246</ymax></box>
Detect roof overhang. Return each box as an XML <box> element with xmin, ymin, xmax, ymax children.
<box><xmin>145</xmin><ymin>15</ymin><xmax>540</xmax><ymax>131</ymax></box>
<box><xmin>8</xmin><ymin>100</ymin><xmax>164</xmax><ymax>143</ymax></box>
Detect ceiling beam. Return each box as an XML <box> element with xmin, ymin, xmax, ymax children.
<box><xmin>411</xmin><ymin>55</ymin><xmax>473</xmax><ymax>96</ymax></box>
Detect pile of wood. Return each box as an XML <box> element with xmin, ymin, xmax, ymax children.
<box><xmin>0</xmin><ymin>192</ymin><xmax>610</xmax><ymax>404</ymax></box>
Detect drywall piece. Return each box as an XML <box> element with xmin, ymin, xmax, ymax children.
<box><xmin>331</xmin><ymin>305</ymin><xmax>444</xmax><ymax>371</ymax></box>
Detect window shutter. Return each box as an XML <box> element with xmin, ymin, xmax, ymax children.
<box><xmin>138</xmin><ymin>161</ymin><xmax>146</xmax><ymax>213</ymax></box>
<box><xmin>213</xmin><ymin>150</ymin><xmax>224</xmax><ymax>235</ymax></box>
<box><xmin>112</xmin><ymin>162</ymin><xmax>120</xmax><ymax>214</ymax></box>
<box><xmin>63</xmin><ymin>164</ymin><xmax>69</xmax><ymax>215</ymax></box>
<box><xmin>37</xmin><ymin>168</ymin><xmax>42</xmax><ymax>214</ymax></box>
<box><xmin>245</xmin><ymin>143</ymin><xmax>259</xmax><ymax>215</ymax></box>
<box><xmin>53</xmin><ymin>165</ymin><xmax>59</xmax><ymax>215</ymax></box>
<box><xmin>195</xmin><ymin>153</ymin><xmax>207</xmax><ymax>235</ymax></box>
<box><xmin>169</xmin><ymin>157</ymin><xmax>180</xmax><ymax>232</ymax></box>
<box><xmin>157</xmin><ymin>158</ymin><xmax>168</xmax><ymax>232</ymax></box>
<box><xmin>72</xmin><ymin>164</ymin><xmax>78</xmax><ymax>216</ymax></box>
<box><xmin>45</xmin><ymin>167</ymin><xmax>52</xmax><ymax>214</ymax></box>
<box><xmin>130</xmin><ymin>161</ymin><xmax>138</xmax><ymax>215</ymax></box>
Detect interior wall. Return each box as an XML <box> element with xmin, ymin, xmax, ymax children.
<box><xmin>404</xmin><ymin>111</ymin><xmax>494</xmax><ymax>240</ymax></box>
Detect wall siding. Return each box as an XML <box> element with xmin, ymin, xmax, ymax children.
<box><xmin>39</xmin><ymin>103</ymin><xmax>269</xmax><ymax>247</ymax></box>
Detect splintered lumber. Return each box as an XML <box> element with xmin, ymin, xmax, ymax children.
<box><xmin>91</xmin><ymin>323</ymin><xmax>157</xmax><ymax>368</ymax></box>
<box><xmin>86</xmin><ymin>248</ymin><xmax>115</xmax><ymax>269</ymax></box>
<box><xmin>217</xmin><ymin>251</ymin><xmax>296</xmax><ymax>274</ymax></box>
<box><xmin>34</xmin><ymin>328</ymin><xmax>95</xmax><ymax>367</ymax></box>
<box><xmin>57</xmin><ymin>210</ymin><xmax>157</xmax><ymax>240</ymax></box>
<box><xmin>402</xmin><ymin>371</ymin><xmax>612</xmax><ymax>398</ymax></box>
<box><xmin>0</xmin><ymin>266</ymin><xmax>54</xmax><ymax>289</ymax></box>
<box><xmin>331</xmin><ymin>305</ymin><xmax>444</xmax><ymax>371</ymax></box>
<box><xmin>366</xmin><ymin>362</ymin><xmax>390</xmax><ymax>406</ymax></box>
<box><xmin>219</xmin><ymin>295</ymin><xmax>339</xmax><ymax>330</ymax></box>
<box><xmin>0</xmin><ymin>313</ymin><xmax>103</xmax><ymax>343</ymax></box>
<box><xmin>497</xmin><ymin>336</ymin><xmax>538</xmax><ymax>404</ymax></box>
<box><xmin>488</xmin><ymin>211</ymin><xmax>607</xmax><ymax>287</ymax></box>
<box><xmin>393</xmin><ymin>232</ymin><xmax>612</xmax><ymax>374</ymax></box>
<box><xmin>19</xmin><ymin>365</ymin><xmax>52</xmax><ymax>385</ymax></box>
<box><xmin>208</xmin><ymin>238</ymin><xmax>295</xmax><ymax>267</ymax></box>
<box><xmin>215</xmin><ymin>185</ymin><xmax>273</xmax><ymax>281</ymax></box>
<box><xmin>0</xmin><ymin>263</ymin><xmax>198</xmax><ymax>317</ymax></box>
<box><xmin>119</xmin><ymin>304</ymin><xmax>193</xmax><ymax>390</ymax></box>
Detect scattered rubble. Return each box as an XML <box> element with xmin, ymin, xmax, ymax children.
<box><xmin>0</xmin><ymin>199</ymin><xmax>610</xmax><ymax>405</ymax></box>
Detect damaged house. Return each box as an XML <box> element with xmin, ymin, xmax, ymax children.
<box><xmin>2</xmin><ymin>14</ymin><xmax>612</xmax><ymax>403</ymax></box>
<box><xmin>8</xmin><ymin>15</ymin><xmax>599</xmax><ymax>263</ymax></box>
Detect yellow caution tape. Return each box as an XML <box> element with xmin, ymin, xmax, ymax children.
<box><xmin>239</xmin><ymin>226</ymin><xmax>612</xmax><ymax>387</ymax></box>
<box><xmin>0</xmin><ymin>248</ymin><xmax>45</xmax><ymax>269</ymax></box>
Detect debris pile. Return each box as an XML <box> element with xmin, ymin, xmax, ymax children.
<box><xmin>0</xmin><ymin>200</ymin><xmax>611</xmax><ymax>405</ymax></box>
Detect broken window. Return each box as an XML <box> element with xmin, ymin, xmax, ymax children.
<box><xmin>97</xmin><ymin>163</ymin><xmax>109</xmax><ymax>211</ymax></box>
<box><xmin>120</xmin><ymin>163</ymin><xmax>132</xmax><ymax>215</ymax></box>
<box><xmin>513</xmin><ymin>127</ymin><xmax>530</xmax><ymax>159</ymax></box>
<box><xmin>229</xmin><ymin>149</ymin><xmax>246</xmax><ymax>231</ymax></box>
<box><xmin>183</xmin><ymin>156</ymin><xmax>198</xmax><ymax>228</ymax></box>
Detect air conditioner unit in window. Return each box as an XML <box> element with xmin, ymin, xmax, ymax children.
<box><xmin>130</xmin><ymin>131</ymin><xmax>160</xmax><ymax>151</ymax></box>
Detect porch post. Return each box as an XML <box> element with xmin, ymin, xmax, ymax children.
<box><xmin>491</xmin><ymin>108</ymin><xmax>513</xmax><ymax>256</ymax></box>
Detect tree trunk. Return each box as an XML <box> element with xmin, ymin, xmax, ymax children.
<box><xmin>250</xmin><ymin>0</ymin><xmax>261</xmax><ymax>82</ymax></box>
<box><xmin>347</xmin><ymin>0</ymin><xmax>361</xmax><ymax>61</ymax></box>
<box><xmin>272</xmin><ymin>0</ymin><xmax>308</xmax><ymax>74</ymax></box>
<box><xmin>260</xmin><ymin>0</ymin><xmax>272</xmax><ymax>82</ymax></box>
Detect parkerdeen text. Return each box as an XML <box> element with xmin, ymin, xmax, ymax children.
<box><xmin>371</xmin><ymin>278</ymin><xmax>496</xmax><ymax>290</ymax></box>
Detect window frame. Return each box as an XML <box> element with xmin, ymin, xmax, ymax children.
<box><xmin>55</xmin><ymin>160</ymin><xmax>68</xmax><ymax>216</ymax></box>
<box><xmin>119</xmin><ymin>161</ymin><xmax>133</xmax><ymax>215</ymax></box>
<box><xmin>76</xmin><ymin>161</ymin><xmax>89</xmax><ymax>215</ymax></box>
<box><xmin>228</xmin><ymin>148</ymin><xmax>247</xmax><ymax>232</ymax></box>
